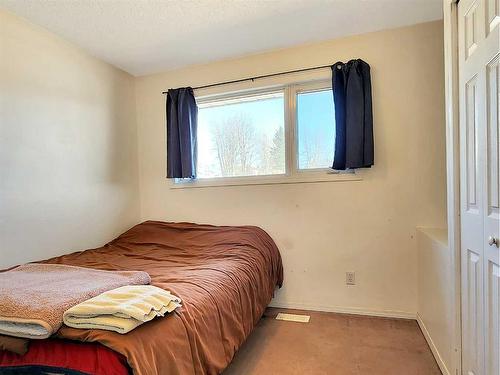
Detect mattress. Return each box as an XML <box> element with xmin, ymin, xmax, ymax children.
<box><xmin>0</xmin><ymin>221</ymin><xmax>283</xmax><ymax>375</ymax></box>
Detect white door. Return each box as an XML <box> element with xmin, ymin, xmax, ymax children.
<box><xmin>459</xmin><ymin>0</ymin><xmax>500</xmax><ymax>374</ymax></box>
<box><xmin>483</xmin><ymin>2</ymin><xmax>500</xmax><ymax>373</ymax></box>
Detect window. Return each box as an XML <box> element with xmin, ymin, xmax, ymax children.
<box><xmin>175</xmin><ymin>79</ymin><xmax>358</xmax><ymax>187</ymax></box>
<box><xmin>197</xmin><ymin>92</ymin><xmax>285</xmax><ymax>178</ymax></box>
<box><xmin>296</xmin><ymin>89</ymin><xmax>335</xmax><ymax>170</ymax></box>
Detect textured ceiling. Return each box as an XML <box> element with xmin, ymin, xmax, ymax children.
<box><xmin>0</xmin><ymin>0</ymin><xmax>443</xmax><ymax>76</ymax></box>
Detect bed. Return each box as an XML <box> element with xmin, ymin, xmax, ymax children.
<box><xmin>0</xmin><ymin>221</ymin><xmax>283</xmax><ymax>375</ymax></box>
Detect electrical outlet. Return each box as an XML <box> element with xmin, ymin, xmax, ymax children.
<box><xmin>346</xmin><ymin>271</ymin><xmax>356</xmax><ymax>285</ymax></box>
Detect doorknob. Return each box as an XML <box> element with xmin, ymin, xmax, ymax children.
<box><xmin>488</xmin><ymin>236</ymin><xmax>499</xmax><ymax>247</ymax></box>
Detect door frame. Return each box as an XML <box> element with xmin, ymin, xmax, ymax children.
<box><xmin>443</xmin><ymin>1</ymin><xmax>462</xmax><ymax>374</ymax></box>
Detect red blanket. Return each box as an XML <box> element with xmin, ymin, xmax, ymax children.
<box><xmin>0</xmin><ymin>339</ymin><xmax>129</xmax><ymax>375</ymax></box>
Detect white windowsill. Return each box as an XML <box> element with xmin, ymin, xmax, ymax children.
<box><xmin>170</xmin><ymin>171</ymin><xmax>362</xmax><ymax>189</ymax></box>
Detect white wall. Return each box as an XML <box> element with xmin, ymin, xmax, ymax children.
<box><xmin>135</xmin><ymin>21</ymin><xmax>447</xmax><ymax>316</ymax></box>
<box><xmin>417</xmin><ymin>227</ymin><xmax>453</xmax><ymax>375</ymax></box>
<box><xmin>0</xmin><ymin>10</ymin><xmax>140</xmax><ymax>268</ymax></box>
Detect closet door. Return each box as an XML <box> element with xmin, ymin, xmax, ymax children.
<box><xmin>459</xmin><ymin>0</ymin><xmax>500</xmax><ymax>374</ymax></box>
<box><xmin>483</xmin><ymin>1</ymin><xmax>499</xmax><ymax>373</ymax></box>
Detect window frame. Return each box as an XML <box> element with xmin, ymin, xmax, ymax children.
<box><xmin>172</xmin><ymin>79</ymin><xmax>360</xmax><ymax>189</ymax></box>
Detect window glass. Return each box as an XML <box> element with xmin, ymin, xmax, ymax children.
<box><xmin>296</xmin><ymin>89</ymin><xmax>335</xmax><ymax>170</ymax></box>
<box><xmin>197</xmin><ymin>92</ymin><xmax>285</xmax><ymax>178</ymax></box>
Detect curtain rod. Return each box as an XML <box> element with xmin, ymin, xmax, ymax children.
<box><xmin>161</xmin><ymin>64</ymin><xmax>333</xmax><ymax>94</ymax></box>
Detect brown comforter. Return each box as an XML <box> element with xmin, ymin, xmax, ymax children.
<box><xmin>44</xmin><ymin>221</ymin><xmax>283</xmax><ymax>375</ymax></box>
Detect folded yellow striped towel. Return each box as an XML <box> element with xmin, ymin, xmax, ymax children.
<box><xmin>63</xmin><ymin>285</ymin><xmax>181</xmax><ymax>334</ymax></box>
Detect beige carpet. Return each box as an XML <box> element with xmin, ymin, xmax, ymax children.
<box><xmin>224</xmin><ymin>308</ymin><xmax>441</xmax><ymax>375</ymax></box>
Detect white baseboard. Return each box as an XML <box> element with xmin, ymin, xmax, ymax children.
<box><xmin>416</xmin><ymin>312</ymin><xmax>450</xmax><ymax>375</ymax></box>
<box><xmin>268</xmin><ymin>301</ymin><xmax>416</xmax><ymax>320</ymax></box>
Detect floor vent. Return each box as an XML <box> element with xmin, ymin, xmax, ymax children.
<box><xmin>275</xmin><ymin>313</ymin><xmax>310</xmax><ymax>323</ymax></box>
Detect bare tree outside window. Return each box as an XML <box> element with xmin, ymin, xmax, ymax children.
<box><xmin>211</xmin><ymin>114</ymin><xmax>257</xmax><ymax>176</ymax></box>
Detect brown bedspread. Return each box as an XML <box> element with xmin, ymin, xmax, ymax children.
<box><xmin>44</xmin><ymin>221</ymin><xmax>283</xmax><ymax>375</ymax></box>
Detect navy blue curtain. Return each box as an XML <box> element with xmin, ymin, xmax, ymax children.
<box><xmin>331</xmin><ymin>59</ymin><xmax>374</xmax><ymax>170</ymax></box>
<box><xmin>166</xmin><ymin>87</ymin><xmax>198</xmax><ymax>178</ymax></box>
